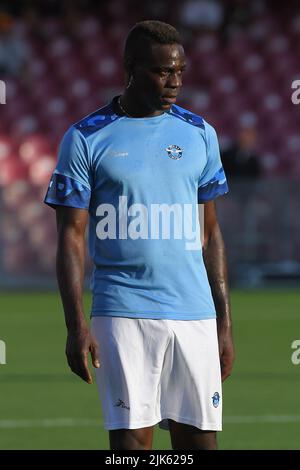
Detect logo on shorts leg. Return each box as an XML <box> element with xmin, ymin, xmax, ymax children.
<box><xmin>212</xmin><ymin>392</ymin><xmax>220</xmax><ymax>408</ymax></box>
<box><xmin>114</xmin><ymin>398</ymin><xmax>130</xmax><ymax>410</ymax></box>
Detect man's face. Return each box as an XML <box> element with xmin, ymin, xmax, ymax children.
<box><xmin>131</xmin><ymin>43</ymin><xmax>186</xmax><ymax>112</ymax></box>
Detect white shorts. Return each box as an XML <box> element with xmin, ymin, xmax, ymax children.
<box><xmin>91</xmin><ymin>316</ymin><xmax>222</xmax><ymax>431</ymax></box>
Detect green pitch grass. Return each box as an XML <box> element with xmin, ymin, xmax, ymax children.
<box><xmin>0</xmin><ymin>290</ymin><xmax>299</xmax><ymax>449</ymax></box>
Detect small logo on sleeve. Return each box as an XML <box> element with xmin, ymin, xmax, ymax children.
<box><xmin>212</xmin><ymin>392</ymin><xmax>220</xmax><ymax>408</ymax></box>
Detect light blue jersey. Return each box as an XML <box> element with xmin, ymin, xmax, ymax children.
<box><xmin>45</xmin><ymin>97</ymin><xmax>228</xmax><ymax>320</ymax></box>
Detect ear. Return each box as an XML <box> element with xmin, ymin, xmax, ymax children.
<box><xmin>125</xmin><ymin>61</ymin><xmax>137</xmax><ymax>87</ymax></box>
<box><xmin>124</xmin><ymin>71</ymin><xmax>131</xmax><ymax>88</ymax></box>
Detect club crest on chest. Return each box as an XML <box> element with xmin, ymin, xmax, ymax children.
<box><xmin>165</xmin><ymin>144</ymin><xmax>183</xmax><ymax>160</ymax></box>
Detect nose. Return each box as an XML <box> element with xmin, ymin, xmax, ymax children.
<box><xmin>167</xmin><ymin>71</ymin><xmax>182</xmax><ymax>89</ymax></box>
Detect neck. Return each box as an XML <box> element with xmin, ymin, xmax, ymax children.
<box><xmin>120</xmin><ymin>89</ymin><xmax>164</xmax><ymax>118</ymax></box>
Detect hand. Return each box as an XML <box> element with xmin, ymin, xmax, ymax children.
<box><xmin>66</xmin><ymin>324</ymin><xmax>100</xmax><ymax>384</ymax></box>
<box><xmin>217</xmin><ymin>323</ymin><xmax>235</xmax><ymax>382</ymax></box>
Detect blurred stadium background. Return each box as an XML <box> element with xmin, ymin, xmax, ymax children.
<box><xmin>0</xmin><ymin>0</ymin><xmax>299</xmax><ymax>450</ymax></box>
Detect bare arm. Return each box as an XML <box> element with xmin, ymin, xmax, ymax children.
<box><xmin>56</xmin><ymin>206</ymin><xmax>99</xmax><ymax>383</ymax></box>
<box><xmin>201</xmin><ymin>201</ymin><xmax>235</xmax><ymax>381</ymax></box>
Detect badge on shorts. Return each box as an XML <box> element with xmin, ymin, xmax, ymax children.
<box><xmin>212</xmin><ymin>392</ymin><xmax>220</xmax><ymax>408</ymax></box>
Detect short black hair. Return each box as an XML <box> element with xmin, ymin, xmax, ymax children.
<box><xmin>124</xmin><ymin>20</ymin><xmax>181</xmax><ymax>73</ymax></box>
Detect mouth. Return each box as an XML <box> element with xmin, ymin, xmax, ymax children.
<box><xmin>161</xmin><ymin>96</ymin><xmax>177</xmax><ymax>105</ymax></box>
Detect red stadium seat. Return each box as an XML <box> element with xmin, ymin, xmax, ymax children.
<box><xmin>0</xmin><ymin>135</ymin><xmax>15</xmax><ymax>160</ymax></box>
<box><xmin>19</xmin><ymin>134</ymin><xmax>52</xmax><ymax>165</ymax></box>
<box><xmin>28</xmin><ymin>154</ymin><xmax>56</xmax><ymax>187</ymax></box>
<box><xmin>2</xmin><ymin>180</ymin><xmax>31</xmax><ymax>209</ymax></box>
<box><xmin>0</xmin><ymin>155</ymin><xmax>28</xmax><ymax>186</ymax></box>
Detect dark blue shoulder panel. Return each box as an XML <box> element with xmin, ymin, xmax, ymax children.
<box><xmin>74</xmin><ymin>102</ymin><xmax>120</xmax><ymax>137</ymax></box>
<box><xmin>169</xmin><ymin>104</ymin><xmax>205</xmax><ymax>130</ymax></box>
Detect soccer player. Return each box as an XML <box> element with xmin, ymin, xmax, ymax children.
<box><xmin>44</xmin><ymin>20</ymin><xmax>235</xmax><ymax>450</ymax></box>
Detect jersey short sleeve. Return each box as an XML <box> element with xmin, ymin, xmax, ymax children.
<box><xmin>197</xmin><ymin>121</ymin><xmax>228</xmax><ymax>203</ymax></box>
<box><xmin>44</xmin><ymin>126</ymin><xmax>91</xmax><ymax>210</ymax></box>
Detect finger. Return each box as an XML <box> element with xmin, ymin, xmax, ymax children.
<box><xmin>221</xmin><ymin>361</ymin><xmax>232</xmax><ymax>382</ymax></box>
<box><xmin>66</xmin><ymin>351</ymin><xmax>78</xmax><ymax>374</ymax></box>
<box><xmin>222</xmin><ymin>371</ymin><xmax>231</xmax><ymax>382</ymax></box>
<box><xmin>66</xmin><ymin>356</ymin><xmax>75</xmax><ymax>374</ymax></box>
<box><xmin>70</xmin><ymin>353</ymin><xmax>92</xmax><ymax>384</ymax></box>
<box><xmin>90</xmin><ymin>341</ymin><xmax>100</xmax><ymax>368</ymax></box>
<box><xmin>78</xmin><ymin>353</ymin><xmax>93</xmax><ymax>383</ymax></box>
